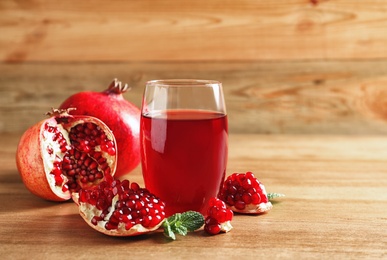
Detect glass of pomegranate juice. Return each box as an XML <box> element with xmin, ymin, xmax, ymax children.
<box><xmin>140</xmin><ymin>79</ymin><xmax>228</xmax><ymax>217</ymax></box>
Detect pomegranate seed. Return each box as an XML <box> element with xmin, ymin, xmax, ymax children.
<box><xmin>100</xmin><ymin>162</ymin><xmax>108</xmax><ymax>170</ymax></box>
<box><xmin>126</xmin><ymin>200</ymin><xmax>135</xmax><ymax>208</ymax></box>
<box><xmin>62</xmin><ymin>184</ymin><xmax>69</xmax><ymax>192</ymax></box>
<box><xmin>83</xmin><ymin>157</ymin><xmax>91</xmax><ymax>167</ymax></box>
<box><xmin>135</xmin><ymin>200</ymin><xmax>144</xmax><ymax>210</ymax></box>
<box><xmin>51</xmin><ymin>166</ymin><xmax>61</xmax><ymax>176</ymax></box>
<box><xmin>95</xmin><ymin>173</ymin><xmax>103</xmax><ymax>179</ymax></box>
<box><xmin>107</xmin><ymin>147</ymin><xmax>116</xmax><ymax>156</ymax></box>
<box><xmin>80</xmin><ymin>176</ymin><xmax>88</xmax><ymax>183</ymax></box>
<box><xmin>91</xmin><ymin>216</ymin><xmax>102</xmax><ymax>225</ymax></box>
<box><xmin>131</xmin><ymin>182</ymin><xmax>140</xmax><ymax>191</ymax></box>
<box><xmin>95</xmin><ymin>152</ymin><xmax>103</xmax><ymax>159</ymax></box>
<box><xmin>105</xmin><ymin>222</ymin><xmax>118</xmax><ymax>230</ymax></box>
<box><xmin>217</xmin><ymin>209</ymin><xmax>229</xmax><ymax>223</ymax></box>
<box><xmin>47</xmin><ymin>147</ymin><xmax>54</xmax><ymax>155</ymax></box>
<box><xmin>54</xmin><ymin>175</ymin><xmax>64</xmax><ymax>185</ymax></box>
<box><xmin>67</xmin><ymin>169</ymin><xmax>76</xmax><ymax>176</ymax></box>
<box><xmin>121</xmin><ymin>180</ymin><xmax>130</xmax><ymax>190</ymax></box>
<box><xmin>142</xmin><ymin>215</ymin><xmax>152</xmax><ymax>227</ymax></box>
<box><xmin>234</xmin><ymin>200</ymin><xmax>245</xmax><ymax>210</ymax></box>
<box><xmin>251</xmin><ymin>193</ymin><xmax>261</xmax><ymax>204</ymax></box>
<box><xmin>204</xmin><ymin>217</ymin><xmax>221</xmax><ymax>235</ymax></box>
<box><xmin>88</xmin><ymin>161</ymin><xmax>98</xmax><ymax>170</ymax></box>
<box><xmin>96</xmin><ymin>198</ymin><xmax>107</xmax><ymax>210</ymax></box>
<box><xmin>88</xmin><ymin>174</ymin><xmax>95</xmax><ymax>182</ymax></box>
<box><xmin>150</xmin><ymin>215</ymin><xmax>162</xmax><ymax>227</ymax></box>
<box><xmin>242</xmin><ymin>193</ymin><xmax>252</xmax><ymax>204</ymax></box>
<box><xmin>98</xmin><ymin>157</ymin><xmax>107</xmax><ymax>164</ymax></box>
<box><xmin>85</xmin><ymin>122</ymin><xmax>94</xmax><ymax>130</ymax></box>
<box><xmin>52</xmin><ymin>133</ymin><xmax>61</xmax><ymax>141</ymax></box>
<box><xmin>125</xmin><ymin>221</ymin><xmax>134</xmax><ymax>230</ymax></box>
<box><xmin>62</xmin><ymin>156</ymin><xmax>71</xmax><ymax>163</ymax></box>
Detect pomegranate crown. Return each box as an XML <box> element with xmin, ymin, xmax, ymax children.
<box><xmin>108</xmin><ymin>78</ymin><xmax>131</xmax><ymax>94</ymax></box>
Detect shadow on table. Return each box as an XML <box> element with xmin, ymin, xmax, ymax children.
<box><xmin>0</xmin><ymin>170</ymin><xmax>72</xmax><ymax>213</ymax></box>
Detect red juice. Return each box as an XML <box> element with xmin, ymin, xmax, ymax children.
<box><xmin>140</xmin><ymin>109</ymin><xmax>228</xmax><ymax>216</ymax></box>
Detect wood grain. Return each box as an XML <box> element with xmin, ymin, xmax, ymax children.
<box><xmin>1</xmin><ymin>134</ymin><xmax>386</xmax><ymax>259</ymax></box>
<box><xmin>1</xmin><ymin>0</ymin><xmax>387</xmax><ymax>62</ymax></box>
<box><xmin>2</xmin><ymin>61</ymin><xmax>387</xmax><ymax>135</ymax></box>
<box><xmin>2</xmin><ymin>1</ymin><xmax>386</xmax><ymax>257</ymax></box>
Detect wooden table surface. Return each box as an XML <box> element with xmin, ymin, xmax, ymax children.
<box><xmin>0</xmin><ymin>133</ymin><xmax>386</xmax><ymax>259</ymax></box>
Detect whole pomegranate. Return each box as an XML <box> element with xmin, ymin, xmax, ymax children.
<box><xmin>16</xmin><ymin>108</ymin><xmax>117</xmax><ymax>201</ymax></box>
<box><xmin>76</xmin><ymin>179</ymin><xmax>166</xmax><ymax>236</ymax></box>
<box><xmin>59</xmin><ymin>79</ymin><xmax>141</xmax><ymax>178</ymax></box>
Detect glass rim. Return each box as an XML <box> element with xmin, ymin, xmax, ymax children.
<box><xmin>146</xmin><ymin>79</ymin><xmax>221</xmax><ymax>87</ymax></box>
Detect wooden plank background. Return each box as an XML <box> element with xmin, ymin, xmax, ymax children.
<box><xmin>2</xmin><ymin>0</ymin><xmax>387</xmax><ymax>62</ymax></box>
<box><xmin>2</xmin><ymin>0</ymin><xmax>387</xmax><ymax>135</ymax></box>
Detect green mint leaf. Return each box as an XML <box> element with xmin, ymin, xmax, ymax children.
<box><xmin>162</xmin><ymin>219</ymin><xmax>176</xmax><ymax>240</ymax></box>
<box><xmin>167</xmin><ymin>214</ymin><xmax>179</xmax><ymax>226</ymax></box>
<box><xmin>179</xmin><ymin>211</ymin><xmax>205</xmax><ymax>232</ymax></box>
<box><xmin>175</xmin><ymin>224</ymin><xmax>188</xmax><ymax>236</ymax></box>
<box><xmin>267</xmin><ymin>193</ymin><xmax>285</xmax><ymax>201</ymax></box>
<box><xmin>162</xmin><ymin>211</ymin><xmax>205</xmax><ymax>240</ymax></box>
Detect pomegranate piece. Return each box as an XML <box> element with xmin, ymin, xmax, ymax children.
<box><xmin>218</xmin><ymin>172</ymin><xmax>273</xmax><ymax>214</ymax></box>
<box><xmin>60</xmin><ymin>79</ymin><xmax>141</xmax><ymax>178</ymax></box>
<box><xmin>204</xmin><ymin>197</ymin><xmax>233</xmax><ymax>235</ymax></box>
<box><xmin>77</xmin><ymin>179</ymin><xmax>166</xmax><ymax>236</ymax></box>
<box><xmin>77</xmin><ymin>179</ymin><xmax>206</xmax><ymax>238</ymax></box>
<box><xmin>16</xmin><ymin>108</ymin><xmax>117</xmax><ymax>201</ymax></box>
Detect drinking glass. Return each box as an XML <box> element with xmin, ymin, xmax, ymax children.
<box><xmin>140</xmin><ymin>79</ymin><xmax>228</xmax><ymax>216</ymax></box>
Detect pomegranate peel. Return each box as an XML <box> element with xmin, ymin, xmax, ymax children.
<box><xmin>232</xmin><ymin>201</ymin><xmax>273</xmax><ymax>214</ymax></box>
<box><xmin>16</xmin><ymin>108</ymin><xmax>117</xmax><ymax>201</ymax></box>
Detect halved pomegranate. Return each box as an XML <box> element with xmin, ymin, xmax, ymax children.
<box><xmin>76</xmin><ymin>179</ymin><xmax>166</xmax><ymax>236</ymax></box>
<box><xmin>16</xmin><ymin>108</ymin><xmax>117</xmax><ymax>201</ymax></box>
<box><xmin>59</xmin><ymin>79</ymin><xmax>141</xmax><ymax>178</ymax></box>
<box><xmin>218</xmin><ymin>172</ymin><xmax>273</xmax><ymax>214</ymax></box>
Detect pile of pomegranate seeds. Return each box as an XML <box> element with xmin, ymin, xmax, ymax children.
<box><xmin>218</xmin><ymin>172</ymin><xmax>274</xmax><ymax>214</ymax></box>
<box><xmin>204</xmin><ymin>198</ymin><xmax>233</xmax><ymax>235</ymax></box>
<box><xmin>69</xmin><ymin>122</ymin><xmax>116</xmax><ymax>156</ymax></box>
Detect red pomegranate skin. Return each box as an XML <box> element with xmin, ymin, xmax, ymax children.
<box><xmin>16</xmin><ymin>118</ymin><xmax>70</xmax><ymax>201</ymax></box>
<box><xmin>59</xmin><ymin>83</ymin><xmax>141</xmax><ymax>178</ymax></box>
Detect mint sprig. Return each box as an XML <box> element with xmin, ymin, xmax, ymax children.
<box><xmin>162</xmin><ymin>211</ymin><xmax>205</xmax><ymax>240</ymax></box>
<box><xmin>267</xmin><ymin>193</ymin><xmax>285</xmax><ymax>201</ymax></box>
